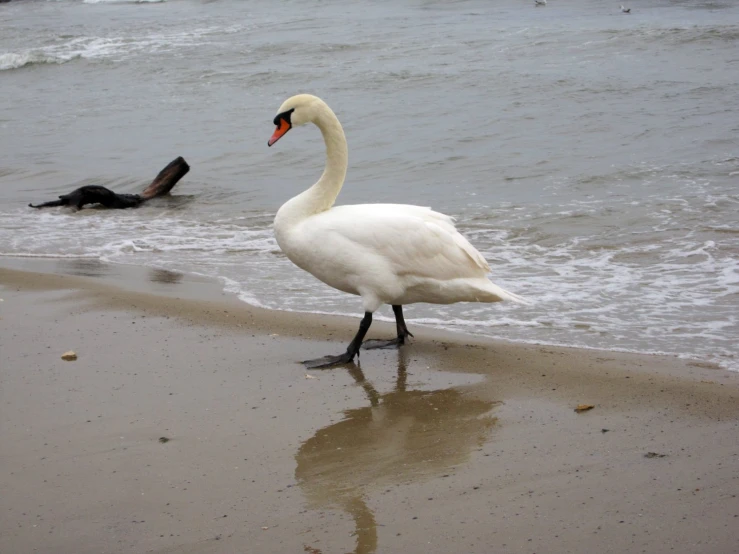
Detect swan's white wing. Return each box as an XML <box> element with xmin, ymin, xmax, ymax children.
<box><xmin>311</xmin><ymin>204</ymin><xmax>491</xmax><ymax>280</ymax></box>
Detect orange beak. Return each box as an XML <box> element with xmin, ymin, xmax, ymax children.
<box><xmin>268</xmin><ymin>118</ymin><xmax>291</xmax><ymax>147</ymax></box>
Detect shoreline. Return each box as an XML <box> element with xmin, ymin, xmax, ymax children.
<box><xmin>0</xmin><ymin>255</ymin><xmax>729</xmax><ymax>374</ymax></box>
<box><xmin>2</xmin><ymin>259</ymin><xmax>739</xmax><ymax>553</ymax></box>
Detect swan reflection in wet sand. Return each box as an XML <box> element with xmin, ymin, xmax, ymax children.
<box><xmin>295</xmin><ymin>353</ymin><xmax>500</xmax><ymax>554</ymax></box>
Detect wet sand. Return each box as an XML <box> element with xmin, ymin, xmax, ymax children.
<box><xmin>1</xmin><ymin>263</ymin><xmax>738</xmax><ymax>554</ymax></box>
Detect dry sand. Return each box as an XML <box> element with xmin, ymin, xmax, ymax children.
<box><xmin>1</xmin><ymin>263</ymin><xmax>738</xmax><ymax>554</ymax></box>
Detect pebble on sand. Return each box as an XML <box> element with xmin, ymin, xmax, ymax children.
<box><xmin>61</xmin><ymin>351</ymin><xmax>77</xmax><ymax>361</ymax></box>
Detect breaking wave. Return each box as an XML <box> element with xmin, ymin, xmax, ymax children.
<box><xmin>0</xmin><ymin>25</ymin><xmax>241</xmax><ymax>71</ymax></box>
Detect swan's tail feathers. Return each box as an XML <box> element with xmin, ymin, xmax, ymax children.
<box><xmin>486</xmin><ymin>281</ymin><xmax>533</xmax><ymax>306</ymax></box>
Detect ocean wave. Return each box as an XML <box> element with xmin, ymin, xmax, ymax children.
<box><xmin>83</xmin><ymin>0</ymin><xmax>165</xmax><ymax>4</ymax></box>
<box><xmin>0</xmin><ymin>25</ymin><xmax>240</xmax><ymax>71</ymax></box>
<box><xmin>0</xmin><ymin>209</ymin><xmax>277</xmax><ymax>258</ymax></box>
<box><xmin>0</xmin><ymin>50</ymin><xmax>79</xmax><ymax>71</ymax></box>
<box><xmin>0</xmin><ymin>252</ymin><xmax>99</xmax><ymax>259</ymax></box>
<box><xmin>601</xmin><ymin>24</ymin><xmax>739</xmax><ymax>47</ymax></box>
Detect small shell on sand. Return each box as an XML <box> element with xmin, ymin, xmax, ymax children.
<box><xmin>574</xmin><ymin>404</ymin><xmax>594</xmax><ymax>413</ymax></box>
<box><xmin>61</xmin><ymin>351</ymin><xmax>77</xmax><ymax>361</ymax></box>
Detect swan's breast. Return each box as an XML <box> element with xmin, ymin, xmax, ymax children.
<box><xmin>274</xmin><ymin>217</ymin><xmax>363</xmax><ymax>297</ymax></box>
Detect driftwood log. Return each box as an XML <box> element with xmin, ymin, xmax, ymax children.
<box><xmin>29</xmin><ymin>156</ymin><xmax>190</xmax><ymax>210</ymax></box>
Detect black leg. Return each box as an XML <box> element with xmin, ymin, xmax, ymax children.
<box><xmin>303</xmin><ymin>312</ymin><xmax>373</xmax><ymax>369</ymax></box>
<box><xmin>393</xmin><ymin>304</ymin><xmax>413</xmax><ymax>342</ymax></box>
<box><xmin>362</xmin><ymin>305</ymin><xmax>414</xmax><ymax>350</ymax></box>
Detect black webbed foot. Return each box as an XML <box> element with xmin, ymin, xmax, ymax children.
<box><xmin>302</xmin><ymin>311</ymin><xmax>373</xmax><ymax>369</ymax></box>
<box><xmin>302</xmin><ymin>351</ymin><xmax>357</xmax><ymax>369</ymax></box>
<box><xmin>362</xmin><ymin>338</ymin><xmax>405</xmax><ymax>350</ymax></box>
<box><xmin>362</xmin><ymin>319</ymin><xmax>413</xmax><ymax>349</ymax></box>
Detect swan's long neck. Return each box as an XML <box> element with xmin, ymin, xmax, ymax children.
<box><xmin>312</xmin><ymin>104</ymin><xmax>348</xmax><ymax>211</ymax></box>
<box><xmin>277</xmin><ymin>103</ymin><xmax>348</xmax><ymax>226</ymax></box>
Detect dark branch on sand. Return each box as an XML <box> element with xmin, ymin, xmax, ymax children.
<box><xmin>28</xmin><ymin>156</ymin><xmax>190</xmax><ymax>210</ymax></box>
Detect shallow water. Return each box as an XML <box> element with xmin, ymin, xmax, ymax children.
<box><xmin>1</xmin><ymin>0</ymin><xmax>738</xmax><ymax>369</ymax></box>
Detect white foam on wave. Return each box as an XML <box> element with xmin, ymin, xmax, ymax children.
<box><xmin>1</xmin><ymin>52</ymin><xmax>63</xmax><ymax>71</ymax></box>
<box><xmin>84</xmin><ymin>0</ymin><xmax>165</xmax><ymax>4</ymax></box>
<box><xmin>0</xmin><ymin>252</ymin><xmax>99</xmax><ymax>259</ymax></box>
<box><xmin>0</xmin><ymin>209</ymin><xmax>274</xmax><ymax>254</ymax></box>
<box><xmin>0</xmin><ymin>24</ymin><xmax>242</xmax><ymax>71</ymax></box>
<box><xmin>218</xmin><ymin>276</ymin><xmax>270</xmax><ymax>309</ymax></box>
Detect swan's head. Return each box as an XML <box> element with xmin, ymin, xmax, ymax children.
<box><xmin>268</xmin><ymin>94</ymin><xmax>324</xmax><ymax>147</ymax></box>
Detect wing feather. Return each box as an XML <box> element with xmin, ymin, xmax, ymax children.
<box><xmin>314</xmin><ymin>204</ymin><xmax>491</xmax><ymax>280</ymax></box>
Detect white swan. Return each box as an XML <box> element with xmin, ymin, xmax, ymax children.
<box><xmin>268</xmin><ymin>94</ymin><xmax>526</xmax><ymax>368</ymax></box>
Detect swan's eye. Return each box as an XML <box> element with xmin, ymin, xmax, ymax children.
<box><xmin>273</xmin><ymin>108</ymin><xmax>295</xmax><ymax>127</ymax></box>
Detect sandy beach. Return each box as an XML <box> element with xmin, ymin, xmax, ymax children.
<box><xmin>1</xmin><ymin>262</ymin><xmax>738</xmax><ymax>554</ymax></box>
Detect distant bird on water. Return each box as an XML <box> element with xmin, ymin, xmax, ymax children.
<box><xmin>535</xmin><ymin>0</ymin><xmax>547</xmax><ymax>5</ymax></box>
<box><xmin>621</xmin><ymin>4</ymin><xmax>631</xmax><ymax>13</ymax></box>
